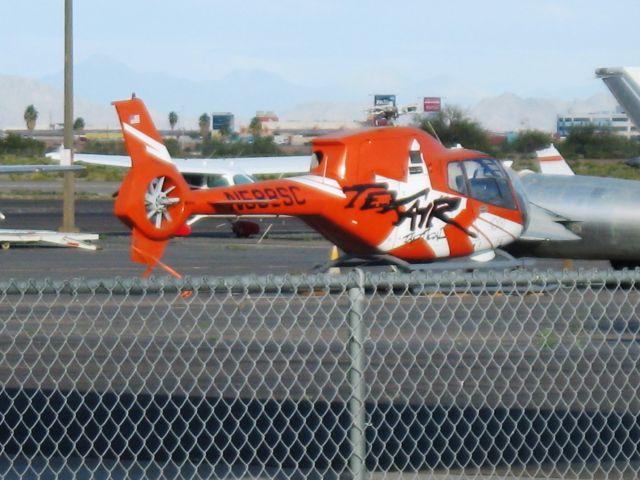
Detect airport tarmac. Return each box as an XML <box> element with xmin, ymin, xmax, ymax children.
<box><xmin>0</xmin><ymin>198</ymin><xmax>333</xmax><ymax>280</ymax></box>
<box><xmin>0</xmin><ymin>198</ymin><xmax>611</xmax><ymax>281</ymax></box>
<box><xmin>0</xmin><ymin>197</ymin><xmax>635</xmax><ymax>478</ymax></box>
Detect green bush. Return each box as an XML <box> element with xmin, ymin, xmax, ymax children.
<box><xmin>506</xmin><ymin>130</ymin><xmax>553</xmax><ymax>154</ymax></box>
<box><xmin>558</xmin><ymin>126</ymin><xmax>640</xmax><ymax>159</ymax></box>
<box><xmin>80</xmin><ymin>139</ymin><xmax>126</xmax><ymax>155</ymax></box>
<box><xmin>201</xmin><ymin>136</ymin><xmax>282</xmax><ymax>157</ymax></box>
<box><xmin>0</xmin><ymin>134</ymin><xmax>45</xmax><ymax>156</ymax></box>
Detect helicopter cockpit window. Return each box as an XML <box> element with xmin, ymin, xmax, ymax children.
<box><xmin>447</xmin><ymin>161</ymin><xmax>467</xmax><ymax>194</ymax></box>
<box><xmin>463</xmin><ymin>158</ymin><xmax>515</xmax><ymax>209</ymax></box>
<box><xmin>447</xmin><ymin>158</ymin><xmax>516</xmax><ymax>209</ymax></box>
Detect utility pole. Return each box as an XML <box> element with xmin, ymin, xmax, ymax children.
<box><xmin>61</xmin><ymin>0</ymin><xmax>77</xmax><ymax>232</ymax></box>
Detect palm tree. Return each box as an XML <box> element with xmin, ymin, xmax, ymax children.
<box><xmin>198</xmin><ymin>113</ymin><xmax>211</xmax><ymax>139</ymax></box>
<box><xmin>24</xmin><ymin>105</ymin><xmax>38</xmax><ymax>132</ymax></box>
<box><xmin>168</xmin><ymin>111</ymin><xmax>178</xmax><ymax>130</ymax></box>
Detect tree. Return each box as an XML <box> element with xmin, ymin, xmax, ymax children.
<box><xmin>249</xmin><ymin>117</ymin><xmax>262</xmax><ymax>137</ymax></box>
<box><xmin>23</xmin><ymin>105</ymin><xmax>38</xmax><ymax>132</ymax></box>
<box><xmin>168</xmin><ymin>111</ymin><xmax>178</xmax><ymax>130</ymax></box>
<box><xmin>164</xmin><ymin>137</ymin><xmax>181</xmax><ymax>157</ymax></box>
<box><xmin>558</xmin><ymin>126</ymin><xmax>640</xmax><ymax>159</ymax></box>
<box><xmin>0</xmin><ymin>133</ymin><xmax>45</xmax><ymax>156</ymax></box>
<box><xmin>198</xmin><ymin>113</ymin><xmax>211</xmax><ymax>139</ymax></box>
<box><xmin>73</xmin><ymin>117</ymin><xmax>85</xmax><ymax>131</ymax></box>
<box><xmin>417</xmin><ymin>106</ymin><xmax>494</xmax><ymax>154</ymax></box>
<box><xmin>219</xmin><ymin>123</ymin><xmax>231</xmax><ymax>140</ymax></box>
<box><xmin>509</xmin><ymin>129</ymin><xmax>552</xmax><ymax>154</ymax></box>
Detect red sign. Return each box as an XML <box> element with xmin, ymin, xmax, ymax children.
<box><xmin>423</xmin><ymin>97</ymin><xmax>441</xmax><ymax>113</ymax></box>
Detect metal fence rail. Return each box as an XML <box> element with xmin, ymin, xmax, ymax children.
<box><xmin>0</xmin><ymin>269</ymin><xmax>639</xmax><ymax>479</ymax></box>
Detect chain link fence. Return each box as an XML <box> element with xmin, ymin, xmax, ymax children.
<box><xmin>0</xmin><ymin>269</ymin><xmax>639</xmax><ymax>479</ymax></box>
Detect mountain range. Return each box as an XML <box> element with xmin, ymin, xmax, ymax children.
<box><xmin>0</xmin><ymin>55</ymin><xmax>618</xmax><ymax>132</ymax></box>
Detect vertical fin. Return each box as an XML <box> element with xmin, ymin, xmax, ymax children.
<box><xmin>596</xmin><ymin>67</ymin><xmax>640</xmax><ymax>130</ymax></box>
<box><xmin>112</xmin><ymin>97</ymin><xmax>191</xmax><ymax>276</ymax></box>
<box><xmin>536</xmin><ymin>144</ymin><xmax>574</xmax><ymax>176</ymax></box>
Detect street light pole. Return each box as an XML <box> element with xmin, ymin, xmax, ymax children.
<box><xmin>61</xmin><ymin>0</ymin><xmax>77</xmax><ymax>232</ymax></box>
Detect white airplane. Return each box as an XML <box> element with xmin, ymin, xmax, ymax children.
<box><xmin>0</xmin><ymin>162</ymin><xmax>98</xmax><ymax>250</ymax></box>
<box><xmin>46</xmin><ymin>148</ymin><xmax>312</xmax><ymax>236</ymax></box>
<box><xmin>46</xmin><ymin>150</ymin><xmax>311</xmax><ymax>189</ymax></box>
<box><xmin>502</xmin><ymin>143</ymin><xmax>640</xmax><ymax>269</ymax></box>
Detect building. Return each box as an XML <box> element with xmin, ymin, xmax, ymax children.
<box><xmin>255</xmin><ymin>111</ymin><xmax>279</xmax><ymax>123</ymax></box>
<box><xmin>557</xmin><ymin>110</ymin><xmax>639</xmax><ymax>139</ymax></box>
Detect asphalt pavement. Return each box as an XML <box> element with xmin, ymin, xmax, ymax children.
<box><xmin>0</xmin><ymin>195</ymin><xmax>636</xmax><ymax>478</ymax></box>
<box><xmin>0</xmin><ymin>196</ymin><xmax>610</xmax><ymax>281</ymax></box>
<box><xmin>0</xmin><ymin>198</ymin><xmax>331</xmax><ymax>280</ymax></box>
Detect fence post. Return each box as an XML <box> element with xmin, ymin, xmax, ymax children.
<box><xmin>348</xmin><ymin>269</ymin><xmax>366</xmax><ymax>480</ymax></box>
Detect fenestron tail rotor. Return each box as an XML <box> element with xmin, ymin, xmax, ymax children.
<box><xmin>145</xmin><ymin>176</ymin><xmax>181</xmax><ymax>229</ymax></box>
<box><xmin>112</xmin><ymin>97</ymin><xmax>192</xmax><ymax>276</ymax></box>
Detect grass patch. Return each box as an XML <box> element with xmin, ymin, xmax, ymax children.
<box><xmin>536</xmin><ymin>327</ymin><xmax>559</xmax><ymax>349</ymax></box>
<box><xmin>0</xmin><ymin>189</ymin><xmax>109</xmax><ymax>200</ymax></box>
<box><xmin>569</xmin><ymin>160</ymin><xmax>640</xmax><ymax>180</ymax></box>
<box><xmin>509</xmin><ymin>155</ymin><xmax>640</xmax><ymax>181</ymax></box>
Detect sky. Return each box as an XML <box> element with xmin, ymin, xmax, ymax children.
<box><xmin>0</xmin><ymin>0</ymin><xmax>638</xmax><ymax>103</ymax></box>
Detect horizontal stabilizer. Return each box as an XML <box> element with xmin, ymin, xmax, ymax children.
<box><xmin>520</xmin><ymin>203</ymin><xmax>581</xmax><ymax>241</ymax></box>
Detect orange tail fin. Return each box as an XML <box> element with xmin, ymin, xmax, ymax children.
<box><xmin>112</xmin><ymin>97</ymin><xmax>192</xmax><ymax>276</ymax></box>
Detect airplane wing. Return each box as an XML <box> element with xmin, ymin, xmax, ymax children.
<box><xmin>0</xmin><ymin>164</ymin><xmax>84</xmax><ymax>174</ymax></box>
<box><xmin>46</xmin><ymin>151</ymin><xmax>311</xmax><ymax>176</ymax></box>
<box><xmin>172</xmin><ymin>155</ymin><xmax>310</xmax><ymax>176</ymax></box>
<box><xmin>0</xmin><ymin>229</ymin><xmax>99</xmax><ymax>250</ymax></box>
<box><xmin>536</xmin><ymin>144</ymin><xmax>574</xmax><ymax>176</ymax></box>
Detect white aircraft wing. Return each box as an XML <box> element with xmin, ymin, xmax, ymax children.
<box><xmin>47</xmin><ymin>151</ymin><xmax>311</xmax><ymax>176</ymax></box>
<box><xmin>0</xmin><ymin>164</ymin><xmax>84</xmax><ymax>174</ymax></box>
<box><xmin>55</xmin><ymin>153</ymin><xmax>132</xmax><ymax>168</ymax></box>
<box><xmin>0</xmin><ymin>230</ymin><xmax>99</xmax><ymax>250</ymax></box>
<box><xmin>176</xmin><ymin>155</ymin><xmax>311</xmax><ymax>176</ymax></box>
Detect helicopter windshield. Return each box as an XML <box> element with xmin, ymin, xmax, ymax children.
<box><xmin>447</xmin><ymin>158</ymin><xmax>516</xmax><ymax>210</ymax></box>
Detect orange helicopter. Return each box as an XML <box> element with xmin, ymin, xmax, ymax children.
<box><xmin>112</xmin><ymin>97</ymin><xmax>528</xmax><ymax>276</ymax></box>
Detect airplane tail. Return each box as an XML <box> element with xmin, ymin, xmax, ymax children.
<box><xmin>596</xmin><ymin>67</ymin><xmax>640</xmax><ymax>130</ymax></box>
<box><xmin>536</xmin><ymin>144</ymin><xmax>574</xmax><ymax>176</ymax></box>
<box><xmin>112</xmin><ymin>97</ymin><xmax>192</xmax><ymax>276</ymax></box>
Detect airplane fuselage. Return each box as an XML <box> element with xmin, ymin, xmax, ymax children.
<box><xmin>507</xmin><ymin>173</ymin><xmax>640</xmax><ymax>266</ymax></box>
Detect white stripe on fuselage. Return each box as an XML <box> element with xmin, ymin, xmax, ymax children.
<box><xmin>288</xmin><ymin>175</ymin><xmax>346</xmax><ymax>198</ymax></box>
<box><xmin>470</xmin><ymin>212</ymin><xmax>522</xmax><ymax>251</ymax></box>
